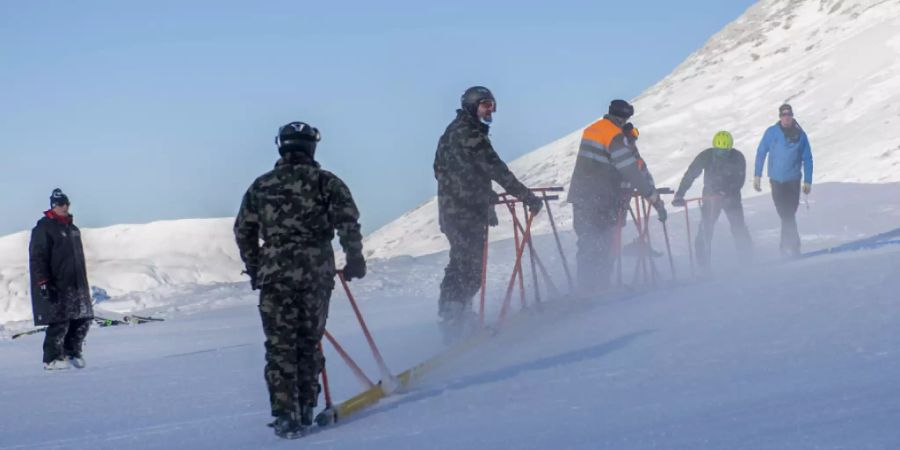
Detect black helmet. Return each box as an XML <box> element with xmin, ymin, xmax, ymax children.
<box><xmin>461</xmin><ymin>86</ymin><xmax>496</xmax><ymax>117</ymax></box>
<box><xmin>608</xmin><ymin>99</ymin><xmax>634</xmax><ymax>119</ymax></box>
<box><xmin>275</xmin><ymin>121</ymin><xmax>321</xmax><ymax>157</ymax></box>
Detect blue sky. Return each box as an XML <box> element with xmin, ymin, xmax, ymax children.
<box><xmin>0</xmin><ymin>1</ymin><xmax>757</xmax><ymax>236</ymax></box>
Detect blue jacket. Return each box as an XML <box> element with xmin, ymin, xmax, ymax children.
<box><xmin>754</xmin><ymin>122</ymin><xmax>813</xmax><ymax>183</ymax></box>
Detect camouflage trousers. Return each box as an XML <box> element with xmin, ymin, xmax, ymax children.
<box><xmin>258</xmin><ymin>283</ymin><xmax>331</xmax><ymax>418</ymax></box>
<box><xmin>572</xmin><ymin>204</ymin><xmax>619</xmax><ymax>296</ymax></box>
<box><xmin>439</xmin><ymin>219</ymin><xmax>487</xmax><ymax>319</ymax></box>
<box><xmin>42</xmin><ymin>317</ymin><xmax>91</xmax><ymax>363</ymax></box>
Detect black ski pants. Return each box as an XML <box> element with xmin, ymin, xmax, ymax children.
<box><xmin>439</xmin><ymin>219</ymin><xmax>487</xmax><ymax>319</ymax></box>
<box><xmin>771</xmin><ymin>179</ymin><xmax>802</xmax><ymax>256</ymax></box>
<box><xmin>695</xmin><ymin>195</ymin><xmax>753</xmax><ymax>268</ymax></box>
<box><xmin>572</xmin><ymin>203</ymin><xmax>619</xmax><ymax>296</ymax></box>
<box><xmin>43</xmin><ymin>318</ymin><xmax>91</xmax><ymax>363</ymax></box>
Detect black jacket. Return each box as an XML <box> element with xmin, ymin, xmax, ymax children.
<box><xmin>675</xmin><ymin>148</ymin><xmax>746</xmax><ymax>200</ymax></box>
<box><xmin>29</xmin><ymin>211</ymin><xmax>93</xmax><ymax>326</ymax></box>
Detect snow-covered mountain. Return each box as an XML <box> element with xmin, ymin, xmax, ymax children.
<box><xmin>3</xmin><ymin>0</ymin><xmax>900</xmax><ymax>324</ymax></box>
<box><xmin>0</xmin><ymin>219</ymin><xmax>245</xmax><ymax>324</ymax></box>
<box><xmin>364</xmin><ymin>0</ymin><xmax>900</xmax><ymax>260</ymax></box>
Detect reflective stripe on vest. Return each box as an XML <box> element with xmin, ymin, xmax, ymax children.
<box><xmin>577</xmin><ymin>118</ymin><xmax>628</xmax><ymax>165</ymax></box>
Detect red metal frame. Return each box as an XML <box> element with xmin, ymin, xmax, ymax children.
<box><xmin>479</xmin><ymin>187</ymin><xmax>570</xmax><ymax>327</ymax></box>
<box><xmin>677</xmin><ymin>195</ymin><xmax>721</xmax><ymax>277</ymax></box>
<box><xmin>323</xmin><ymin>330</ymin><xmax>375</xmax><ymax>389</ymax></box>
<box><xmin>318</xmin><ymin>341</ymin><xmax>334</xmax><ymax>409</ymax></box>
<box><xmin>338</xmin><ymin>271</ymin><xmax>392</xmax><ymax>380</ymax></box>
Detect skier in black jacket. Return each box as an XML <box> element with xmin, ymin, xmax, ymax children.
<box><xmin>672</xmin><ymin>132</ymin><xmax>753</xmax><ymax>269</ymax></box>
<box><xmin>29</xmin><ymin>188</ymin><xmax>93</xmax><ymax>370</ymax></box>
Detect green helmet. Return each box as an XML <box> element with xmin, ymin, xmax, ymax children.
<box><xmin>712</xmin><ymin>130</ymin><xmax>733</xmax><ymax>150</ymax></box>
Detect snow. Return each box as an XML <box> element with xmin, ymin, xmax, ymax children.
<box><xmin>364</xmin><ymin>0</ymin><xmax>900</xmax><ymax>260</ymax></box>
<box><xmin>0</xmin><ymin>218</ymin><xmax>245</xmax><ymax>324</ymax></box>
<box><xmin>2</xmin><ymin>1</ymin><xmax>900</xmax><ymax>447</ymax></box>
<box><xmin>2</xmin><ymin>182</ymin><xmax>900</xmax><ymax>448</ymax></box>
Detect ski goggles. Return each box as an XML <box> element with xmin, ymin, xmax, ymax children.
<box><xmin>479</xmin><ymin>99</ymin><xmax>497</xmax><ymax>112</ymax></box>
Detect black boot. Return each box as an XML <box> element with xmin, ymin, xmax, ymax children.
<box><xmin>300</xmin><ymin>404</ymin><xmax>315</xmax><ymax>427</ymax></box>
<box><xmin>271</xmin><ymin>413</ymin><xmax>304</xmax><ymax>439</ymax></box>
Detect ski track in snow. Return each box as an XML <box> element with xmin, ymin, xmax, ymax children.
<box><xmin>3</xmin><ymin>1</ymin><xmax>900</xmax><ymax>448</ymax></box>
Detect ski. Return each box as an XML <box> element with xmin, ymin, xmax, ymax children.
<box><xmin>11</xmin><ymin>315</ymin><xmax>165</xmax><ymax>338</ymax></box>
<box><xmin>11</xmin><ymin>327</ymin><xmax>49</xmax><ymax>340</ymax></box>
<box><xmin>124</xmin><ymin>314</ymin><xmax>165</xmax><ymax>323</ymax></box>
<box><xmin>94</xmin><ymin>316</ymin><xmax>129</xmax><ymax>327</ymax></box>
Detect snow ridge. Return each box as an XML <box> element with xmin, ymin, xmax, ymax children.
<box><xmin>364</xmin><ymin>0</ymin><xmax>900</xmax><ymax>260</ymax></box>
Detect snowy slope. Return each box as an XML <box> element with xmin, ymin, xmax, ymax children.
<box><xmin>4</xmin><ymin>0</ymin><xmax>900</xmax><ymax>325</ymax></box>
<box><xmin>1</xmin><ymin>212</ymin><xmax>899</xmax><ymax>448</ymax></box>
<box><xmin>364</xmin><ymin>0</ymin><xmax>900</xmax><ymax>259</ymax></box>
<box><xmin>0</xmin><ymin>218</ymin><xmax>245</xmax><ymax>324</ymax></box>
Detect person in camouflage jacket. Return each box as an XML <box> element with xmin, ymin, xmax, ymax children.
<box><xmin>433</xmin><ymin>86</ymin><xmax>542</xmax><ymax>331</ymax></box>
<box><xmin>234</xmin><ymin>121</ymin><xmax>366</xmax><ymax>439</ymax></box>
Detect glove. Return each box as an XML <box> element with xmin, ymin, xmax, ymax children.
<box><xmin>242</xmin><ymin>266</ymin><xmax>259</xmax><ymax>291</ymax></box>
<box><xmin>487</xmin><ymin>207</ymin><xmax>499</xmax><ymax>227</ymax></box>
<box><xmin>753</xmin><ymin>176</ymin><xmax>762</xmax><ymax>192</ymax></box>
<box><xmin>671</xmin><ymin>197</ymin><xmax>686</xmax><ymax>208</ymax></box>
<box><xmin>524</xmin><ymin>194</ymin><xmax>543</xmax><ymax>215</ymax></box>
<box><xmin>649</xmin><ymin>195</ymin><xmax>667</xmax><ymax>222</ymax></box>
<box><xmin>654</xmin><ymin>201</ymin><xmax>667</xmax><ymax>222</ymax></box>
<box><xmin>802</xmin><ymin>183</ymin><xmax>812</xmax><ymax>195</ymax></box>
<box><xmin>39</xmin><ymin>283</ymin><xmax>56</xmax><ymax>303</ymax></box>
<box><xmin>342</xmin><ymin>254</ymin><xmax>367</xmax><ymax>281</ymax></box>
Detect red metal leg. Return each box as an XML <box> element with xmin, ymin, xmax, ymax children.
<box><xmin>323</xmin><ymin>330</ymin><xmax>375</xmax><ymax>389</ymax></box>
<box><xmin>338</xmin><ymin>272</ymin><xmax>392</xmax><ymax>379</ymax></box>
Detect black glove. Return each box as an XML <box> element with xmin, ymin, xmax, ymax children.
<box><xmin>653</xmin><ymin>199</ymin><xmax>668</xmax><ymax>222</ymax></box>
<box><xmin>487</xmin><ymin>207</ymin><xmax>499</xmax><ymax>227</ymax></box>
<box><xmin>343</xmin><ymin>254</ymin><xmax>367</xmax><ymax>281</ymax></box>
<box><xmin>671</xmin><ymin>197</ymin><xmax>686</xmax><ymax>208</ymax></box>
<box><xmin>242</xmin><ymin>266</ymin><xmax>259</xmax><ymax>291</ymax></box>
<box><xmin>524</xmin><ymin>194</ymin><xmax>543</xmax><ymax>215</ymax></box>
<box><xmin>39</xmin><ymin>283</ymin><xmax>56</xmax><ymax>303</ymax></box>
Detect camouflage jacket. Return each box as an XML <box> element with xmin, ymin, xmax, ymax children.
<box><xmin>433</xmin><ymin>109</ymin><xmax>533</xmax><ymax>228</ymax></box>
<box><xmin>234</xmin><ymin>152</ymin><xmax>363</xmax><ymax>289</ymax></box>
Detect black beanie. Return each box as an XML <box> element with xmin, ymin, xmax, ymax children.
<box><xmin>609</xmin><ymin>99</ymin><xmax>634</xmax><ymax>119</ymax></box>
<box><xmin>50</xmin><ymin>188</ymin><xmax>70</xmax><ymax>208</ymax></box>
<box><xmin>779</xmin><ymin>104</ymin><xmax>793</xmax><ymax>116</ymax></box>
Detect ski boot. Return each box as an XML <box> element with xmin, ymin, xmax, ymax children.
<box><xmin>271</xmin><ymin>413</ymin><xmax>305</xmax><ymax>439</ymax></box>
<box><xmin>315</xmin><ymin>406</ymin><xmax>338</xmax><ymax>427</ymax></box>
<box><xmin>439</xmin><ymin>309</ymin><xmax>478</xmax><ymax>345</ymax></box>
<box><xmin>68</xmin><ymin>354</ymin><xmax>86</xmax><ymax>369</ymax></box>
<box><xmin>299</xmin><ymin>404</ymin><xmax>315</xmax><ymax>428</ymax></box>
<box><xmin>43</xmin><ymin>358</ymin><xmax>71</xmax><ymax>371</ymax></box>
